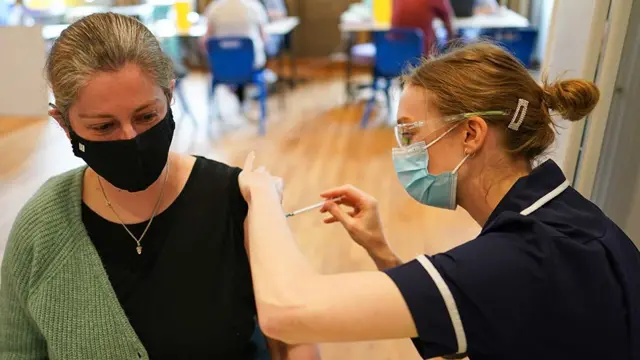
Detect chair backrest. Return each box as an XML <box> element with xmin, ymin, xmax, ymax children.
<box><xmin>478</xmin><ymin>27</ymin><xmax>539</xmax><ymax>68</ymax></box>
<box><xmin>373</xmin><ymin>28</ymin><xmax>424</xmax><ymax>78</ymax></box>
<box><xmin>206</xmin><ymin>37</ymin><xmax>255</xmax><ymax>84</ymax></box>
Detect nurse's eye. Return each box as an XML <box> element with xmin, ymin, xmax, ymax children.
<box><xmin>402</xmin><ymin>130</ymin><xmax>418</xmax><ymax>145</ymax></box>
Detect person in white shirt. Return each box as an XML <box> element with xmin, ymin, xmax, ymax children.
<box><xmin>7</xmin><ymin>0</ymin><xmax>34</xmax><ymax>26</ymax></box>
<box><xmin>261</xmin><ymin>0</ymin><xmax>287</xmax><ymax>19</ymax></box>
<box><xmin>261</xmin><ymin>0</ymin><xmax>287</xmax><ymax>56</ymax></box>
<box><xmin>473</xmin><ymin>0</ymin><xmax>499</xmax><ymax>14</ymax></box>
<box><xmin>202</xmin><ymin>0</ymin><xmax>269</xmax><ymax>105</ymax></box>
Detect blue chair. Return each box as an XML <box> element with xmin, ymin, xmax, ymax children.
<box><xmin>361</xmin><ymin>28</ymin><xmax>424</xmax><ymax>128</ymax></box>
<box><xmin>206</xmin><ymin>37</ymin><xmax>268</xmax><ymax>135</ymax></box>
<box><xmin>477</xmin><ymin>27</ymin><xmax>538</xmax><ymax>68</ymax></box>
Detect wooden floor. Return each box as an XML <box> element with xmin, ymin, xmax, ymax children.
<box><xmin>0</xmin><ymin>73</ymin><xmax>480</xmax><ymax>360</ymax></box>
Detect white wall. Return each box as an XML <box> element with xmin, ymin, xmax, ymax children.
<box><xmin>533</xmin><ymin>0</ymin><xmax>554</xmax><ymax>63</ymax></box>
<box><xmin>0</xmin><ymin>26</ymin><xmax>48</xmax><ymax>117</ymax></box>
<box><xmin>590</xmin><ymin>0</ymin><xmax>640</xmax><ymax>246</ymax></box>
<box><xmin>626</xmin><ymin>181</ymin><xmax>640</xmax><ymax>246</ymax></box>
<box><xmin>540</xmin><ymin>0</ymin><xmax>602</xmax><ymax>174</ymax></box>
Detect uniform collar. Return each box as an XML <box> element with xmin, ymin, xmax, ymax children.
<box><xmin>484</xmin><ymin>160</ymin><xmax>568</xmax><ymax>229</ymax></box>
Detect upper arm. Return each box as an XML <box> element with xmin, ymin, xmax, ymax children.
<box><xmin>262</xmin><ymin>233</ymin><xmax>532</xmax><ymax>359</ymax></box>
<box><xmin>259</xmin><ymin>270</ymin><xmax>418</xmax><ymax>344</ymax></box>
<box><xmin>266</xmin><ymin>339</ymin><xmax>320</xmax><ymax>360</ymax></box>
<box><xmin>263</xmin><ymin>0</ymin><xmax>286</xmax><ymax>18</ymax></box>
<box><xmin>0</xmin><ymin>217</ymin><xmax>47</xmax><ymax>358</ymax></box>
<box><xmin>251</xmin><ymin>0</ymin><xmax>269</xmax><ymax>25</ymax></box>
<box><xmin>205</xmin><ymin>22</ymin><xmax>215</xmax><ymax>38</ymax></box>
<box><xmin>435</xmin><ymin>0</ymin><xmax>455</xmax><ymax>23</ymax></box>
<box><xmin>386</xmin><ymin>231</ymin><xmax>543</xmax><ymax>358</ymax></box>
<box><xmin>283</xmin><ymin>344</ymin><xmax>321</xmax><ymax>360</ymax></box>
<box><xmin>203</xmin><ymin>4</ymin><xmax>218</xmax><ymax>37</ymax></box>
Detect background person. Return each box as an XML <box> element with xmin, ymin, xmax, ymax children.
<box><xmin>392</xmin><ymin>0</ymin><xmax>456</xmax><ymax>53</ymax></box>
<box><xmin>202</xmin><ymin>0</ymin><xmax>269</xmax><ymax>107</ymax></box>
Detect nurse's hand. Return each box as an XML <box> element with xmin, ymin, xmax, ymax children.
<box><xmin>320</xmin><ymin>185</ymin><xmax>402</xmax><ymax>269</ymax></box>
<box><xmin>238</xmin><ymin>152</ymin><xmax>284</xmax><ymax>205</ymax></box>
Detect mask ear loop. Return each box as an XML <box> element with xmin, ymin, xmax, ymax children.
<box><xmin>426</xmin><ymin>121</ymin><xmax>464</xmax><ymax>148</ymax></box>
<box><xmin>453</xmin><ymin>150</ymin><xmax>474</xmax><ymax>174</ymax></box>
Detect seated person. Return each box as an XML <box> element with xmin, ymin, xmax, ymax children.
<box><xmin>202</xmin><ymin>0</ymin><xmax>268</xmax><ymax>105</ymax></box>
<box><xmin>0</xmin><ymin>12</ymin><xmax>319</xmax><ymax>360</ymax></box>
<box><xmin>450</xmin><ymin>0</ymin><xmax>499</xmax><ymax>16</ymax></box>
<box><xmin>262</xmin><ymin>0</ymin><xmax>287</xmax><ymax>19</ymax></box>
<box><xmin>473</xmin><ymin>0</ymin><xmax>499</xmax><ymax>14</ymax></box>
<box><xmin>6</xmin><ymin>0</ymin><xmax>34</xmax><ymax>26</ymax></box>
<box><xmin>261</xmin><ymin>0</ymin><xmax>288</xmax><ymax>57</ymax></box>
<box><xmin>0</xmin><ymin>1</ymin><xmax>8</xmax><ymax>24</ymax></box>
<box><xmin>392</xmin><ymin>0</ymin><xmax>456</xmax><ymax>53</ymax></box>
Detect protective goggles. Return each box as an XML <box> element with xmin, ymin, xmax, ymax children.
<box><xmin>394</xmin><ymin>111</ymin><xmax>509</xmax><ymax>148</ymax></box>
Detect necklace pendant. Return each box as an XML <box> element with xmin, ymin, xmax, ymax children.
<box><xmin>136</xmin><ymin>246</ymin><xmax>143</xmax><ymax>255</ymax></box>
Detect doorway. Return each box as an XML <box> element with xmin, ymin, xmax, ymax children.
<box><xmin>590</xmin><ymin>0</ymin><xmax>640</xmax><ymax>246</ymax></box>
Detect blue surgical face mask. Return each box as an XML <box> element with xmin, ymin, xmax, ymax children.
<box><xmin>392</xmin><ymin>124</ymin><xmax>469</xmax><ymax>210</ymax></box>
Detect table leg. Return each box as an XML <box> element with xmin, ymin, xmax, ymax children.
<box><xmin>279</xmin><ymin>47</ymin><xmax>286</xmax><ymax>109</ymax></box>
<box><xmin>345</xmin><ymin>32</ymin><xmax>355</xmax><ymax>103</ymax></box>
<box><xmin>289</xmin><ymin>45</ymin><xmax>297</xmax><ymax>89</ymax></box>
<box><xmin>279</xmin><ymin>47</ymin><xmax>286</xmax><ymax>82</ymax></box>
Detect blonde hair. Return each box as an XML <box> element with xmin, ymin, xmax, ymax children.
<box><xmin>46</xmin><ymin>12</ymin><xmax>174</xmax><ymax>121</ymax></box>
<box><xmin>403</xmin><ymin>42</ymin><xmax>600</xmax><ymax>161</ymax></box>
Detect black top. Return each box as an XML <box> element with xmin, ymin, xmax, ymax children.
<box><xmin>385</xmin><ymin>160</ymin><xmax>640</xmax><ymax>360</ymax></box>
<box><xmin>82</xmin><ymin>157</ymin><xmax>270</xmax><ymax>360</ymax></box>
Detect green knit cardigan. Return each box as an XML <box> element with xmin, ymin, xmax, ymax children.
<box><xmin>0</xmin><ymin>167</ymin><xmax>150</xmax><ymax>359</ymax></box>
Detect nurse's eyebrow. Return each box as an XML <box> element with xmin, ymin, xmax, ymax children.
<box><xmin>397</xmin><ymin>116</ymin><xmax>413</xmax><ymax>124</ymax></box>
<box><xmin>78</xmin><ymin>100</ymin><xmax>158</xmax><ymax>119</ymax></box>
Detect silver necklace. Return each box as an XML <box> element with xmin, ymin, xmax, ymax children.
<box><xmin>97</xmin><ymin>161</ymin><xmax>170</xmax><ymax>255</ymax></box>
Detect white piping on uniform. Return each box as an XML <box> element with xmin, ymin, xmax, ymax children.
<box><xmin>520</xmin><ymin>180</ymin><xmax>570</xmax><ymax>216</ymax></box>
<box><xmin>411</xmin><ymin>179</ymin><xmax>569</xmax><ymax>354</ymax></box>
<box><xmin>416</xmin><ymin>255</ymin><xmax>468</xmax><ymax>354</ymax></box>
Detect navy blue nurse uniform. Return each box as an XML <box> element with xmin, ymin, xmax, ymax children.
<box><xmin>385</xmin><ymin>160</ymin><xmax>640</xmax><ymax>360</ymax></box>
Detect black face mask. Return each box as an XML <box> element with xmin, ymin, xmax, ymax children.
<box><xmin>69</xmin><ymin>108</ymin><xmax>176</xmax><ymax>192</ymax></box>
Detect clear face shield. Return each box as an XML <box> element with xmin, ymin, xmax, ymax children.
<box><xmin>390</xmin><ymin>110</ymin><xmax>510</xmax><ymax>210</ymax></box>
<box><xmin>393</xmin><ymin>111</ymin><xmax>510</xmax><ymax>149</ymax></box>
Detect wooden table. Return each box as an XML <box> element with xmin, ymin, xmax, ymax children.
<box><xmin>42</xmin><ymin>16</ymin><xmax>300</xmax><ymax>40</ymax></box>
<box><xmin>42</xmin><ymin>16</ymin><xmax>301</xmax><ymax>89</ymax></box>
<box><xmin>339</xmin><ymin>7</ymin><xmax>529</xmax><ymax>32</ymax></box>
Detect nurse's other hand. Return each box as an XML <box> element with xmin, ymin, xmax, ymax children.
<box><xmin>320</xmin><ymin>185</ymin><xmax>388</xmax><ymax>252</ymax></box>
<box><xmin>238</xmin><ymin>152</ymin><xmax>284</xmax><ymax>205</ymax></box>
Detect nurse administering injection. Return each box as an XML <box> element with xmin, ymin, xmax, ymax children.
<box><xmin>240</xmin><ymin>43</ymin><xmax>640</xmax><ymax>360</ymax></box>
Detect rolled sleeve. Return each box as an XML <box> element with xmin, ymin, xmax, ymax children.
<box><xmin>385</xmin><ymin>256</ymin><xmax>462</xmax><ymax>358</ymax></box>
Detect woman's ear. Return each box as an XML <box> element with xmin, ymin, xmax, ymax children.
<box><xmin>462</xmin><ymin>116</ymin><xmax>489</xmax><ymax>155</ymax></box>
<box><xmin>48</xmin><ymin>108</ymin><xmax>71</xmax><ymax>140</ymax></box>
